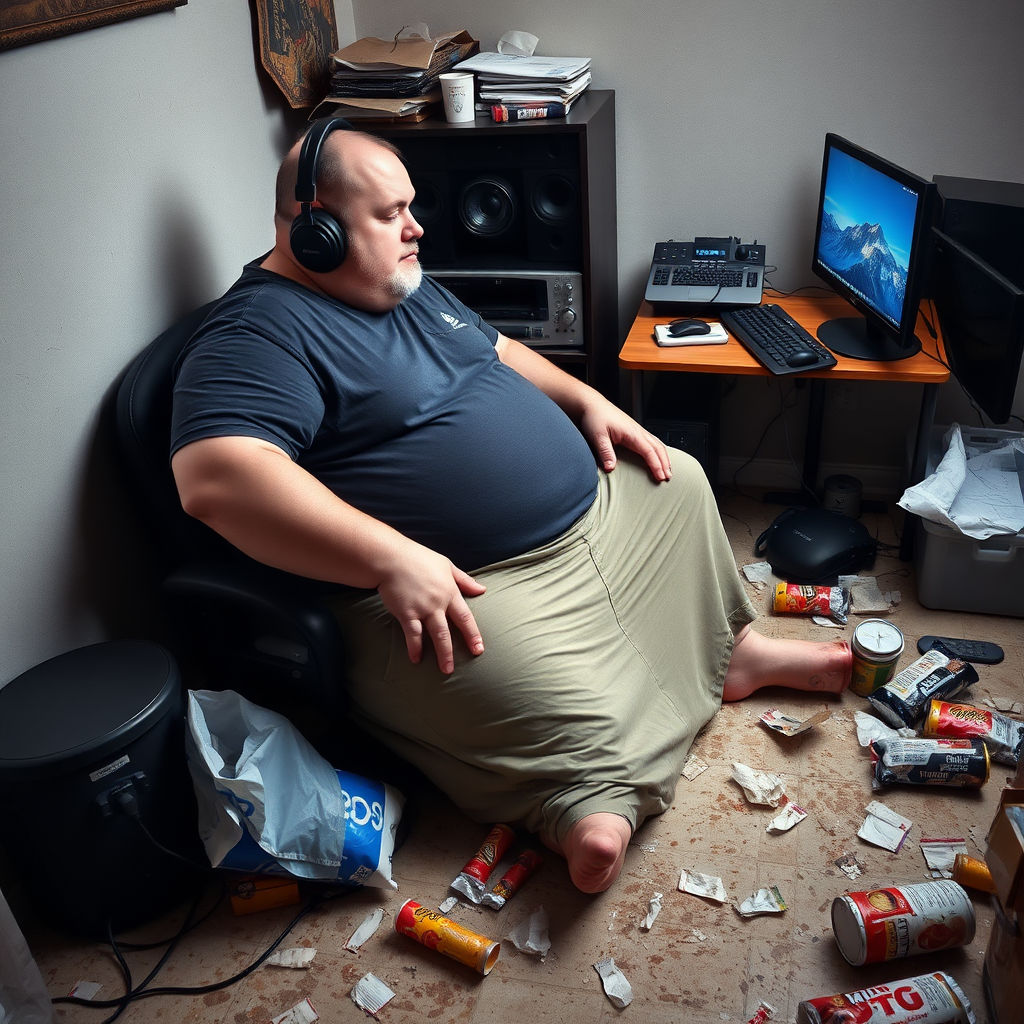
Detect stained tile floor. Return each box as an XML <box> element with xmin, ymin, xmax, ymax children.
<box><xmin>12</xmin><ymin>491</ymin><xmax>1023</xmax><ymax>1023</ymax></box>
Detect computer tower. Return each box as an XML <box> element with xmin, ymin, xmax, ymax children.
<box><xmin>642</xmin><ymin>373</ymin><xmax>720</xmax><ymax>483</ymax></box>
<box><xmin>934</xmin><ymin>175</ymin><xmax>1024</xmax><ymax>288</ymax></box>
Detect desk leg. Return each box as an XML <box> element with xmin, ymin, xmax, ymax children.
<box><xmin>631</xmin><ymin>370</ymin><xmax>643</xmax><ymax>420</ymax></box>
<box><xmin>763</xmin><ymin>378</ymin><xmax>825</xmax><ymax>506</ymax></box>
<box><xmin>899</xmin><ymin>382</ymin><xmax>939</xmax><ymax>562</ymax></box>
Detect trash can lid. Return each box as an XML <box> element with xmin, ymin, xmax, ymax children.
<box><xmin>0</xmin><ymin>641</ymin><xmax>180</xmax><ymax>778</ymax></box>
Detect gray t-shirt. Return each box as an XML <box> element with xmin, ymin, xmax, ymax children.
<box><xmin>171</xmin><ymin>265</ymin><xmax>598</xmax><ymax>570</ymax></box>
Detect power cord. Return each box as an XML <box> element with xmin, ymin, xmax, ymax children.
<box><xmin>52</xmin><ymin>792</ymin><xmax>359</xmax><ymax>1018</ymax></box>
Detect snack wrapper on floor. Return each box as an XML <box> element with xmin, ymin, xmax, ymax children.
<box><xmin>773</xmin><ymin>582</ymin><xmax>849</xmax><ymax>623</ymax></box>
<box><xmin>870</xmin><ymin>737</ymin><xmax>990</xmax><ymax>789</ymax></box>
<box><xmin>922</xmin><ymin>699</ymin><xmax>1024</xmax><ymax>766</ymax></box>
<box><xmin>867</xmin><ymin>644</ymin><xmax>978</xmax><ymax>729</ymax></box>
<box><xmin>451</xmin><ymin>824</ymin><xmax>515</xmax><ymax>902</ymax></box>
<box><xmin>186</xmin><ymin>689</ymin><xmax>403</xmax><ymax>888</ymax></box>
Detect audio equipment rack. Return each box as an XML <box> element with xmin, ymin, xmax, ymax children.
<box><xmin>368</xmin><ymin>90</ymin><xmax>619</xmax><ymax>400</ymax></box>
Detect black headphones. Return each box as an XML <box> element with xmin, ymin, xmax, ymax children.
<box><xmin>290</xmin><ymin>117</ymin><xmax>356</xmax><ymax>274</ymax></box>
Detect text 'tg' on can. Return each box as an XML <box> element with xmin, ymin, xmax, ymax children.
<box><xmin>849</xmin><ymin>619</ymin><xmax>905</xmax><ymax>697</ymax></box>
<box><xmin>395</xmin><ymin>899</ymin><xmax>500</xmax><ymax>975</ymax></box>
<box><xmin>830</xmin><ymin>879</ymin><xmax>975</xmax><ymax>965</ymax></box>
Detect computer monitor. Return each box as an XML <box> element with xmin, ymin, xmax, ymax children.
<box><xmin>930</xmin><ymin>227</ymin><xmax>1024</xmax><ymax>424</ymax></box>
<box><xmin>811</xmin><ymin>134</ymin><xmax>936</xmax><ymax>361</ymax></box>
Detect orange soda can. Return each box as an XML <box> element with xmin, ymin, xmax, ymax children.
<box><xmin>395</xmin><ymin>899</ymin><xmax>501</xmax><ymax>975</ymax></box>
<box><xmin>952</xmin><ymin>852</ymin><xmax>997</xmax><ymax>894</ymax></box>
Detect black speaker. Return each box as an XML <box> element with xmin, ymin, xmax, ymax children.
<box><xmin>398</xmin><ymin>134</ymin><xmax>583</xmax><ymax>269</ymax></box>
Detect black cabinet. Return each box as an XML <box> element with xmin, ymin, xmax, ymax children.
<box><xmin>368</xmin><ymin>90</ymin><xmax>618</xmax><ymax>399</ymax></box>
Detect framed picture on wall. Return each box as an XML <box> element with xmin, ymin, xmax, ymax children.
<box><xmin>0</xmin><ymin>0</ymin><xmax>186</xmax><ymax>51</ymax></box>
<box><xmin>254</xmin><ymin>0</ymin><xmax>338</xmax><ymax>109</ymax></box>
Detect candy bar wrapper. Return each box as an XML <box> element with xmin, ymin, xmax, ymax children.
<box><xmin>871</xmin><ymin>737</ymin><xmax>990</xmax><ymax>789</ymax></box>
<box><xmin>479</xmin><ymin>849</ymin><xmax>543</xmax><ymax>909</ymax></box>
<box><xmin>773</xmin><ymin>582</ymin><xmax>849</xmax><ymax>624</ymax></box>
<box><xmin>923</xmin><ymin>699</ymin><xmax>1024</xmax><ymax>766</ymax></box>
<box><xmin>451</xmin><ymin>824</ymin><xmax>515</xmax><ymax>902</ymax></box>
<box><xmin>867</xmin><ymin>644</ymin><xmax>978</xmax><ymax>729</ymax></box>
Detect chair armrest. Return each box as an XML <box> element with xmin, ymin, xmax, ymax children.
<box><xmin>161</xmin><ymin>560</ymin><xmax>348</xmax><ymax>713</ymax></box>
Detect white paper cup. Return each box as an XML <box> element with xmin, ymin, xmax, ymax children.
<box><xmin>440</xmin><ymin>72</ymin><xmax>475</xmax><ymax>123</ymax></box>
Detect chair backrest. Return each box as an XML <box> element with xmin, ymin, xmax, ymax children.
<box><xmin>115</xmin><ymin>302</ymin><xmax>238</xmax><ymax>568</ymax></box>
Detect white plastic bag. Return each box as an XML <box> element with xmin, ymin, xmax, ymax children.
<box><xmin>185</xmin><ymin>690</ymin><xmax>403</xmax><ymax>888</ymax></box>
<box><xmin>0</xmin><ymin>887</ymin><xmax>56</xmax><ymax>1024</ymax></box>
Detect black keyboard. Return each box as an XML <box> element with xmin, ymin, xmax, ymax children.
<box><xmin>720</xmin><ymin>304</ymin><xmax>837</xmax><ymax>376</ymax></box>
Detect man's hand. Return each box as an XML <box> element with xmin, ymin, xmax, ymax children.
<box><xmin>376</xmin><ymin>543</ymin><xmax>486</xmax><ymax>675</ymax></box>
<box><xmin>579</xmin><ymin>397</ymin><xmax>673</xmax><ymax>482</ymax></box>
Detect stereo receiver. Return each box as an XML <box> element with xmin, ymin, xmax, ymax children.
<box><xmin>428</xmin><ymin>270</ymin><xmax>583</xmax><ymax>348</ymax></box>
<box><xmin>645</xmin><ymin>236</ymin><xmax>765</xmax><ymax>312</ymax></box>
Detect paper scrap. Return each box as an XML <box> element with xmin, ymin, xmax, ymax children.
<box><xmin>983</xmin><ymin>696</ymin><xmax>1024</xmax><ymax>715</ymax></box>
<box><xmin>497</xmin><ymin>30</ymin><xmax>539</xmax><ymax>56</ymax></box>
<box><xmin>344</xmin><ymin>908</ymin><xmax>385</xmax><ymax>952</ymax></box>
<box><xmin>968</xmin><ymin>825</ymin><xmax>987</xmax><ymax>852</ymax></box>
<box><xmin>760</xmin><ymin>707</ymin><xmax>830</xmax><ymax>737</ymax></box>
<box><xmin>684</xmin><ymin>928</ymin><xmax>708</xmax><ymax>943</ymax></box>
<box><xmin>507</xmin><ymin>906</ymin><xmax>551</xmax><ymax>956</ymax></box>
<box><xmin>835</xmin><ymin>852</ymin><xmax>863</xmax><ymax>880</ymax></box>
<box><xmin>271</xmin><ymin>998</ymin><xmax>319</xmax><ymax>1024</ymax></box>
<box><xmin>679</xmin><ymin>869</ymin><xmax>729</xmax><ymax>903</ymax></box>
<box><xmin>682</xmin><ymin>753</ymin><xmax>710</xmax><ymax>780</ymax></box>
<box><xmin>735</xmin><ymin>886</ymin><xmax>788</xmax><ymax>917</ymax></box>
<box><xmin>742</xmin><ymin>561</ymin><xmax>775</xmax><ymax>587</ymax></box>
<box><xmin>855</xmin><ymin>711</ymin><xmax>914</xmax><ymax>747</ymax></box>
<box><xmin>766</xmin><ymin>801</ymin><xmax>807</xmax><ymax>833</ymax></box>
<box><xmin>849</xmin><ymin>576</ymin><xmax>898</xmax><ymax>613</ymax></box>
<box><xmin>731</xmin><ymin>763</ymin><xmax>786</xmax><ymax>807</ymax></box>
<box><xmin>858</xmin><ymin>800</ymin><xmax>913</xmax><ymax>852</ymax></box>
<box><xmin>593</xmin><ymin>956</ymin><xmax>633</xmax><ymax>1008</ymax></box>
<box><xmin>69</xmin><ymin>981</ymin><xmax>102</xmax><ymax>1000</ymax></box>
<box><xmin>747</xmin><ymin>999</ymin><xmax>778</xmax><ymax>1022</ymax></box>
<box><xmin>438</xmin><ymin>896</ymin><xmax>459</xmax><ymax>914</ymax></box>
<box><xmin>266</xmin><ymin>947</ymin><xmax>316</xmax><ymax>969</ymax></box>
<box><xmin>920</xmin><ymin>837</ymin><xmax>969</xmax><ymax>878</ymax></box>
<box><xmin>639</xmin><ymin>892</ymin><xmax>663</xmax><ymax>931</ymax></box>
<box><xmin>350</xmin><ymin>974</ymin><xmax>395</xmax><ymax>1016</ymax></box>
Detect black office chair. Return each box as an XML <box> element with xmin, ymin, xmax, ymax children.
<box><xmin>115</xmin><ymin>303</ymin><xmax>348</xmax><ymax>716</ymax></box>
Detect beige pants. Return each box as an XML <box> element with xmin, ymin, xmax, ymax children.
<box><xmin>329</xmin><ymin>448</ymin><xmax>755</xmax><ymax>847</ymax></box>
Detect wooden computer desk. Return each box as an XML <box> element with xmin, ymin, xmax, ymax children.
<box><xmin>619</xmin><ymin>292</ymin><xmax>950</xmax><ymax>559</ymax></box>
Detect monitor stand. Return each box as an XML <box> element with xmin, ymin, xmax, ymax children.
<box><xmin>817</xmin><ymin>316</ymin><xmax>921</xmax><ymax>361</ymax></box>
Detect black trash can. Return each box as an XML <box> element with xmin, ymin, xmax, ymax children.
<box><xmin>0</xmin><ymin>641</ymin><xmax>205</xmax><ymax>937</ymax></box>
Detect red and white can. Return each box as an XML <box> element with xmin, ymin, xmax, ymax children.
<box><xmin>796</xmin><ymin>971</ymin><xmax>975</xmax><ymax>1024</ymax></box>
<box><xmin>831</xmin><ymin>880</ymin><xmax>975</xmax><ymax>966</ymax></box>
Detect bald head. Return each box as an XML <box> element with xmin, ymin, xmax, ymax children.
<box><xmin>275</xmin><ymin>126</ymin><xmax>404</xmax><ymax>226</ymax></box>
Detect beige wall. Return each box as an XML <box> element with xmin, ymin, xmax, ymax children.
<box><xmin>0</xmin><ymin>1</ymin><xmax>1020</xmax><ymax>686</ymax></box>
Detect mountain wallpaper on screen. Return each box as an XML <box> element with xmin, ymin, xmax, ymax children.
<box><xmin>818</xmin><ymin>211</ymin><xmax>907</xmax><ymax>323</ymax></box>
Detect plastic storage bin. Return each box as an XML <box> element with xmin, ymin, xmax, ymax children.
<box><xmin>0</xmin><ymin>641</ymin><xmax>203</xmax><ymax>936</ymax></box>
<box><xmin>913</xmin><ymin>425</ymin><xmax>1024</xmax><ymax>617</ymax></box>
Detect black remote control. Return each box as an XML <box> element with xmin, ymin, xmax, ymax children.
<box><xmin>917</xmin><ymin>635</ymin><xmax>1005</xmax><ymax>665</ymax></box>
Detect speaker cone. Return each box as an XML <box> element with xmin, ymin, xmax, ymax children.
<box><xmin>532</xmin><ymin>174</ymin><xmax>577</xmax><ymax>224</ymax></box>
<box><xmin>410</xmin><ymin>181</ymin><xmax>444</xmax><ymax>228</ymax></box>
<box><xmin>458</xmin><ymin>178</ymin><xmax>517</xmax><ymax>237</ymax></box>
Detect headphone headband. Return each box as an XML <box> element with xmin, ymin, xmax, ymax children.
<box><xmin>295</xmin><ymin>116</ymin><xmax>355</xmax><ymax>205</ymax></box>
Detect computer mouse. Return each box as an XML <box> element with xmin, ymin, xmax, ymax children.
<box><xmin>668</xmin><ymin>318</ymin><xmax>712</xmax><ymax>338</ymax></box>
<box><xmin>786</xmin><ymin>349</ymin><xmax>819</xmax><ymax>368</ymax></box>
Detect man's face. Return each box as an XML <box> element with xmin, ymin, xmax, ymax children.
<box><xmin>325</xmin><ymin>138</ymin><xmax>425</xmax><ymax>312</ymax></box>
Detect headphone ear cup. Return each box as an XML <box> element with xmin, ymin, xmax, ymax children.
<box><xmin>290</xmin><ymin>208</ymin><xmax>347</xmax><ymax>273</ymax></box>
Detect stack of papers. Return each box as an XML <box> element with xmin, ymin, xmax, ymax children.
<box><xmin>454</xmin><ymin>53</ymin><xmax>592</xmax><ymax>120</ymax></box>
<box><xmin>310</xmin><ymin>30</ymin><xmax>478</xmax><ymax>122</ymax></box>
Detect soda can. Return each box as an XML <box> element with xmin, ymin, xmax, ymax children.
<box><xmin>831</xmin><ymin>879</ymin><xmax>975</xmax><ymax>966</ymax></box>
<box><xmin>796</xmin><ymin>971</ymin><xmax>975</xmax><ymax>1024</ymax></box>
<box><xmin>395</xmin><ymin>899</ymin><xmax>501</xmax><ymax>975</ymax></box>
<box><xmin>849</xmin><ymin>619</ymin><xmax>904</xmax><ymax>696</ymax></box>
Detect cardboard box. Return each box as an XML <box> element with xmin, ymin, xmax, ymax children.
<box><xmin>983</xmin><ymin>899</ymin><xmax>1024</xmax><ymax>1024</ymax></box>
<box><xmin>987</xmin><ymin>802</ymin><xmax>1024</xmax><ymax>913</ymax></box>
<box><xmin>228</xmin><ymin>875</ymin><xmax>301</xmax><ymax>916</ymax></box>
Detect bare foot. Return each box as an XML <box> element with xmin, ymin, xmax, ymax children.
<box><xmin>722</xmin><ymin>625</ymin><xmax>852</xmax><ymax>702</ymax></box>
<box><xmin>541</xmin><ymin>813</ymin><xmax>632</xmax><ymax>893</ymax></box>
